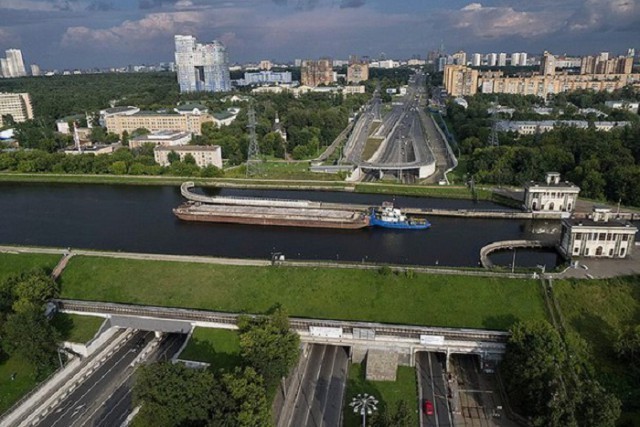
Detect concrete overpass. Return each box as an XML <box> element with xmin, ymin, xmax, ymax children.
<box><xmin>56</xmin><ymin>299</ymin><xmax>509</xmax><ymax>369</ymax></box>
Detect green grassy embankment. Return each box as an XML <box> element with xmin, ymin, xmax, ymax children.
<box><xmin>0</xmin><ymin>253</ymin><xmax>60</xmax><ymax>281</ymax></box>
<box><xmin>343</xmin><ymin>364</ymin><xmax>418</xmax><ymax>427</ymax></box>
<box><xmin>51</xmin><ymin>313</ymin><xmax>105</xmax><ymax>343</ymax></box>
<box><xmin>179</xmin><ymin>328</ymin><xmax>241</xmax><ymax>372</ymax></box>
<box><xmin>59</xmin><ymin>256</ymin><xmax>545</xmax><ymax>330</ymax></box>
<box><xmin>554</xmin><ymin>277</ymin><xmax>640</xmax><ymax>423</ymax></box>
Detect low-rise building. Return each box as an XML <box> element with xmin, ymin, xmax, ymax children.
<box><xmin>129</xmin><ymin>130</ymin><xmax>192</xmax><ymax>149</ymax></box>
<box><xmin>605</xmin><ymin>100</ymin><xmax>639</xmax><ymax>114</ymax></box>
<box><xmin>212</xmin><ymin>108</ymin><xmax>240</xmax><ymax>126</ymax></box>
<box><xmin>99</xmin><ymin>106</ymin><xmax>140</xmax><ymax>127</ymax></box>
<box><xmin>174</xmin><ymin>103</ymin><xmax>208</xmax><ymax>115</ymax></box>
<box><xmin>524</xmin><ymin>172</ymin><xmax>580</xmax><ymax>216</ymax></box>
<box><xmin>64</xmin><ymin>143</ymin><xmax>120</xmax><ymax>155</ymax></box>
<box><xmin>497</xmin><ymin>120</ymin><xmax>630</xmax><ymax>135</ymax></box>
<box><xmin>154</xmin><ymin>145</ymin><xmax>222</xmax><ymax>168</ymax></box>
<box><xmin>559</xmin><ymin>207</ymin><xmax>637</xmax><ymax>259</ymax></box>
<box><xmin>105</xmin><ymin>111</ymin><xmax>213</xmax><ymax>136</ymax></box>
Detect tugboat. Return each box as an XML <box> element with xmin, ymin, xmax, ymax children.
<box><xmin>369</xmin><ymin>202</ymin><xmax>431</xmax><ymax>230</ymax></box>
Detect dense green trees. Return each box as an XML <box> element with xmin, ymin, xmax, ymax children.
<box><xmin>0</xmin><ymin>271</ymin><xmax>61</xmax><ymax>377</ymax></box>
<box><xmin>503</xmin><ymin>320</ymin><xmax>621</xmax><ymax>427</ymax></box>
<box><xmin>134</xmin><ymin>309</ymin><xmax>300</xmax><ymax>426</ymax></box>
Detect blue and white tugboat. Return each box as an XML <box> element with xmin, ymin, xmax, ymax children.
<box><xmin>369</xmin><ymin>202</ymin><xmax>431</xmax><ymax>230</ymax></box>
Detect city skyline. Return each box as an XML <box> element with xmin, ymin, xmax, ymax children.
<box><xmin>0</xmin><ymin>0</ymin><xmax>638</xmax><ymax>70</ymax></box>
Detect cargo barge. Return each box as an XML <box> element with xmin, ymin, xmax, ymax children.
<box><xmin>173</xmin><ymin>201</ymin><xmax>370</xmax><ymax>229</ymax></box>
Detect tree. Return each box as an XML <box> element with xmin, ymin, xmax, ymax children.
<box><xmin>121</xmin><ymin>130</ymin><xmax>130</xmax><ymax>147</ymax></box>
<box><xmin>12</xmin><ymin>270</ymin><xmax>59</xmax><ymax>313</ymax></box>
<box><xmin>134</xmin><ymin>362</ymin><xmax>215</xmax><ymax>427</ymax></box>
<box><xmin>2</xmin><ymin>307</ymin><xmax>60</xmax><ymax>376</ymax></box>
<box><xmin>372</xmin><ymin>400</ymin><xmax>413</xmax><ymax>427</ymax></box>
<box><xmin>238</xmin><ymin>307</ymin><xmax>300</xmax><ymax>390</ymax></box>
<box><xmin>614</xmin><ymin>325</ymin><xmax>640</xmax><ymax>369</ymax></box>
<box><xmin>216</xmin><ymin>367</ymin><xmax>272</xmax><ymax>427</ymax></box>
<box><xmin>167</xmin><ymin>150</ymin><xmax>180</xmax><ymax>164</ymax></box>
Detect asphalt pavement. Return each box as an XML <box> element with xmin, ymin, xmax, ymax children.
<box><xmin>417</xmin><ymin>352</ymin><xmax>453</xmax><ymax>427</ymax></box>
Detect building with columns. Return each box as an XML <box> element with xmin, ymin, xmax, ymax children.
<box><xmin>559</xmin><ymin>207</ymin><xmax>637</xmax><ymax>259</ymax></box>
<box><xmin>523</xmin><ymin>172</ymin><xmax>580</xmax><ymax>217</ymax></box>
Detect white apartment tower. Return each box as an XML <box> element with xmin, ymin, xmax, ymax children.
<box><xmin>174</xmin><ymin>35</ymin><xmax>231</xmax><ymax>93</ymax></box>
<box><xmin>0</xmin><ymin>49</ymin><xmax>27</xmax><ymax>78</ymax></box>
<box><xmin>498</xmin><ymin>53</ymin><xmax>507</xmax><ymax>67</ymax></box>
<box><xmin>471</xmin><ymin>53</ymin><xmax>482</xmax><ymax>67</ymax></box>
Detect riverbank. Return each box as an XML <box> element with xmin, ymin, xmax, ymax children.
<box><xmin>0</xmin><ymin>172</ymin><xmax>493</xmax><ymax>200</ymax></box>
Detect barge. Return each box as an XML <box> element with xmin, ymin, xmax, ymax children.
<box><xmin>173</xmin><ymin>201</ymin><xmax>370</xmax><ymax>229</ymax></box>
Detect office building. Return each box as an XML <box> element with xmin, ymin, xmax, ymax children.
<box><xmin>559</xmin><ymin>207</ymin><xmax>637</xmax><ymax>259</ymax></box>
<box><xmin>301</xmin><ymin>59</ymin><xmax>334</xmax><ymax>87</ymax></box>
<box><xmin>105</xmin><ymin>110</ymin><xmax>215</xmax><ymax>136</ymax></box>
<box><xmin>347</xmin><ymin>56</ymin><xmax>369</xmax><ymax>83</ymax></box>
<box><xmin>154</xmin><ymin>145</ymin><xmax>222</xmax><ymax>168</ymax></box>
<box><xmin>0</xmin><ymin>92</ymin><xmax>33</xmax><ymax>126</ymax></box>
<box><xmin>174</xmin><ymin>35</ymin><xmax>231</xmax><ymax>93</ymax></box>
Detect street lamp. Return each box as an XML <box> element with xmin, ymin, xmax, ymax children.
<box><xmin>350</xmin><ymin>393</ymin><xmax>378</xmax><ymax>427</ymax></box>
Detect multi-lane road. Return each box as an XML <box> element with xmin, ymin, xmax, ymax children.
<box><xmin>36</xmin><ymin>331</ymin><xmax>187</xmax><ymax>427</ymax></box>
<box><xmin>285</xmin><ymin>344</ymin><xmax>349</xmax><ymax>427</ymax></box>
<box><xmin>417</xmin><ymin>352</ymin><xmax>453</xmax><ymax>427</ymax></box>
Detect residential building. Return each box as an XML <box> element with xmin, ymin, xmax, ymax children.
<box><xmin>174</xmin><ymin>35</ymin><xmax>231</xmax><ymax>93</ymax></box>
<box><xmin>487</xmin><ymin>53</ymin><xmax>497</xmax><ymax>67</ymax></box>
<box><xmin>523</xmin><ymin>172</ymin><xmax>580</xmax><ymax>216</ymax></box>
<box><xmin>471</xmin><ymin>53</ymin><xmax>482</xmax><ymax>67</ymax></box>
<box><xmin>347</xmin><ymin>56</ymin><xmax>369</xmax><ymax>83</ymax></box>
<box><xmin>580</xmin><ymin>52</ymin><xmax>633</xmax><ymax>75</ymax></box>
<box><xmin>498</xmin><ymin>53</ymin><xmax>507</xmax><ymax>67</ymax></box>
<box><xmin>0</xmin><ymin>92</ymin><xmax>33</xmax><ymax>126</ymax></box>
<box><xmin>241</xmin><ymin>71</ymin><xmax>292</xmax><ymax>85</ymax></box>
<box><xmin>129</xmin><ymin>130</ymin><xmax>192</xmax><ymax>149</ymax></box>
<box><xmin>301</xmin><ymin>59</ymin><xmax>334</xmax><ymax>87</ymax></box>
<box><xmin>30</xmin><ymin>64</ymin><xmax>40</xmax><ymax>77</ymax></box>
<box><xmin>0</xmin><ymin>49</ymin><xmax>27</xmax><ymax>78</ymax></box>
<box><xmin>605</xmin><ymin>100</ymin><xmax>640</xmax><ymax>113</ymax></box>
<box><xmin>105</xmin><ymin>111</ymin><xmax>214</xmax><ymax>136</ymax></box>
<box><xmin>443</xmin><ymin>64</ymin><xmax>479</xmax><ymax>97</ymax></box>
<box><xmin>510</xmin><ymin>53</ymin><xmax>520</xmax><ymax>67</ymax></box>
<box><xmin>559</xmin><ymin>207</ymin><xmax>637</xmax><ymax>259</ymax></box>
<box><xmin>154</xmin><ymin>145</ymin><xmax>222</xmax><ymax>168</ymax></box>
<box><xmin>540</xmin><ymin>51</ymin><xmax>555</xmax><ymax>76</ymax></box>
<box><xmin>496</xmin><ymin>120</ymin><xmax>629</xmax><ymax>135</ymax></box>
<box><xmin>452</xmin><ymin>50</ymin><xmax>467</xmax><ymax>66</ymax></box>
<box><xmin>259</xmin><ymin>60</ymin><xmax>272</xmax><ymax>70</ymax></box>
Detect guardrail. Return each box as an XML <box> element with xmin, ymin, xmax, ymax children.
<box><xmin>56</xmin><ymin>299</ymin><xmax>509</xmax><ymax>344</ymax></box>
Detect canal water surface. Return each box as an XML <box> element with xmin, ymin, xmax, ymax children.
<box><xmin>0</xmin><ymin>183</ymin><xmax>562</xmax><ymax>268</ymax></box>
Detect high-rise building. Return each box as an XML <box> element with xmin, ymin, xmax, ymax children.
<box><xmin>259</xmin><ymin>60</ymin><xmax>272</xmax><ymax>71</ymax></box>
<box><xmin>540</xmin><ymin>51</ymin><xmax>556</xmax><ymax>76</ymax></box>
<box><xmin>580</xmin><ymin>51</ymin><xmax>633</xmax><ymax>75</ymax></box>
<box><xmin>0</xmin><ymin>92</ymin><xmax>33</xmax><ymax>126</ymax></box>
<box><xmin>443</xmin><ymin>64</ymin><xmax>479</xmax><ymax>97</ymax></box>
<box><xmin>452</xmin><ymin>50</ymin><xmax>467</xmax><ymax>66</ymax></box>
<box><xmin>498</xmin><ymin>53</ymin><xmax>507</xmax><ymax>67</ymax></box>
<box><xmin>30</xmin><ymin>64</ymin><xmax>41</xmax><ymax>77</ymax></box>
<box><xmin>174</xmin><ymin>35</ymin><xmax>231</xmax><ymax>93</ymax></box>
<box><xmin>519</xmin><ymin>53</ymin><xmax>528</xmax><ymax>66</ymax></box>
<box><xmin>301</xmin><ymin>59</ymin><xmax>334</xmax><ymax>87</ymax></box>
<box><xmin>510</xmin><ymin>53</ymin><xmax>520</xmax><ymax>67</ymax></box>
<box><xmin>471</xmin><ymin>53</ymin><xmax>482</xmax><ymax>67</ymax></box>
<box><xmin>347</xmin><ymin>56</ymin><xmax>369</xmax><ymax>83</ymax></box>
<box><xmin>0</xmin><ymin>49</ymin><xmax>27</xmax><ymax>78</ymax></box>
<box><xmin>488</xmin><ymin>53</ymin><xmax>497</xmax><ymax>67</ymax></box>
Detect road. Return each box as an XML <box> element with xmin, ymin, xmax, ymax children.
<box><xmin>36</xmin><ymin>331</ymin><xmax>187</xmax><ymax>427</ymax></box>
<box><xmin>286</xmin><ymin>344</ymin><xmax>349</xmax><ymax>427</ymax></box>
<box><xmin>417</xmin><ymin>352</ymin><xmax>453</xmax><ymax>427</ymax></box>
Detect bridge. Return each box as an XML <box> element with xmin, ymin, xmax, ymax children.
<box><xmin>56</xmin><ymin>299</ymin><xmax>509</xmax><ymax>369</ymax></box>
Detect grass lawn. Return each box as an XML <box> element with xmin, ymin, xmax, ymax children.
<box><xmin>179</xmin><ymin>328</ymin><xmax>241</xmax><ymax>372</ymax></box>
<box><xmin>343</xmin><ymin>364</ymin><xmax>418</xmax><ymax>427</ymax></box>
<box><xmin>59</xmin><ymin>256</ymin><xmax>546</xmax><ymax>330</ymax></box>
<box><xmin>554</xmin><ymin>277</ymin><xmax>640</xmax><ymax>421</ymax></box>
<box><xmin>362</xmin><ymin>137</ymin><xmax>384</xmax><ymax>161</ymax></box>
<box><xmin>0</xmin><ymin>253</ymin><xmax>60</xmax><ymax>282</ymax></box>
<box><xmin>0</xmin><ymin>354</ymin><xmax>44</xmax><ymax>414</ymax></box>
<box><xmin>224</xmin><ymin>161</ymin><xmax>338</xmax><ymax>181</ymax></box>
<box><xmin>51</xmin><ymin>313</ymin><xmax>105</xmax><ymax>343</ymax></box>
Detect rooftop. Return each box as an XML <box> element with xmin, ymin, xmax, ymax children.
<box><xmin>154</xmin><ymin>145</ymin><xmax>220</xmax><ymax>152</ymax></box>
<box><xmin>175</xmin><ymin>103</ymin><xmax>208</xmax><ymax>112</ymax></box>
<box><xmin>131</xmin><ymin>130</ymin><xmax>190</xmax><ymax>141</ymax></box>
<box><xmin>103</xmin><ymin>106</ymin><xmax>138</xmax><ymax>115</ymax></box>
<box><xmin>525</xmin><ymin>180</ymin><xmax>580</xmax><ymax>189</ymax></box>
<box><xmin>563</xmin><ymin>218</ymin><xmax>637</xmax><ymax>229</ymax></box>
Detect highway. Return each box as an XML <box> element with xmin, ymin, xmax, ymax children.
<box><xmin>36</xmin><ymin>331</ymin><xmax>186</xmax><ymax>427</ymax></box>
<box><xmin>417</xmin><ymin>352</ymin><xmax>453</xmax><ymax>427</ymax></box>
<box><xmin>286</xmin><ymin>344</ymin><xmax>348</xmax><ymax>427</ymax></box>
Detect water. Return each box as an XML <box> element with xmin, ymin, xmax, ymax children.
<box><xmin>0</xmin><ymin>183</ymin><xmax>561</xmax><ymax>268</ymax></box>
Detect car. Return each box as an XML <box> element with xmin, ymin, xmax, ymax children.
<box><xmin>423</xmin><ymin>400</ymin><xmax>434</xmax><ymax>415</ymax></box>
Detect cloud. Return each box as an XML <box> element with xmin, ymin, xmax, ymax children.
<box><xmin>567</xmin><ymin>0</ymin><xmax>639</xmax><ymax>32</ymax></box>
<box><xmin>139</xmin><ymin>0</ymin><xmax>177</xmax><ymax>10</ymax></box>
<box><xmin>446</xmin><ymin>2</ymin><xmax>565</xmax><ymax>38</ymax></box>
<box><xmin>340</xmin><ymin>0</ymin><xmax>365</xmax><ymax>8</ymax></box>
<box><xmin>87</xmin><ymin>0</ymin><xmax>115</xmax><ymax>11</ymax></box>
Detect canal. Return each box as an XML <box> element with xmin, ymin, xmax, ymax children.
<box><xmin>0</xmin><ymin>183</ymin><xmax>562</xmax><ymax>268</ymax></box>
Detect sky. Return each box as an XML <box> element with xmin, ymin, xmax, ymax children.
<box><xmin>0</xmin><ymin>0</ymin><xmax>638</xmax><ymax>69</ymax></box>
